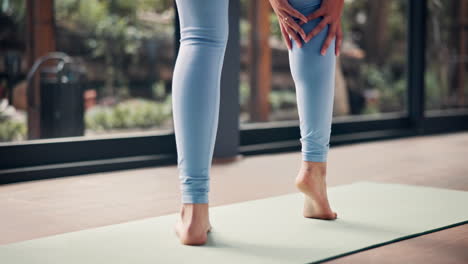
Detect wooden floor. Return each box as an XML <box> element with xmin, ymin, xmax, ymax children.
<box><xmin>1</xmin><ymin>131</ymin><xmax>468</xmax><ymax>263</ymax></box>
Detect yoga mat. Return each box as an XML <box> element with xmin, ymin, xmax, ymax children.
<box><xmin>1</xmin><ymin>181</ymin><xmax>467</xmax><ymax>264</ymax></box>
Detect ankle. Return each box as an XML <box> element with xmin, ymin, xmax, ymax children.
<box><xmin>301</xmin><ymin>161</ymin><xmax>327</xmax><ymax>175</ymax></box>
<box><xmin>180</xmin><ymin>203</ymin><xmax>209</xmax><ymax>218</ymax></box>
<box><xmin>182</xmin><ymin>203</ymin><xmax>209</xmax><ymax>210</ymax></box>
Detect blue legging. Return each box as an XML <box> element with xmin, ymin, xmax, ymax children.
<box><xmin>172</xmin><ymin>0</ymin><xmax>335</xmax><ymax>204</ymax></box>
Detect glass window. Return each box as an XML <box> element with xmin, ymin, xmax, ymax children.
<box><xmin>426</xmin><ymin>0</ymin><xmax>468</xmax><ymax>111</ymax></box>
<box><xmin>240</xmin><ymin>0</ymin><xmax>408</xmax><ymax>124</ymax></box>
<box><xmin>0</xmin><ymin>0</ymin><xmax>176</xmax><ymax>143</ymax></box>
<box><xmin>0</xmin><ymin>0</ymin><xmax>27</xmax><ymax>143</ymax></box>
<box><xmin>55</xmin><ymin>0</ymin><xmax>175</xmax><ymax>137</ymax></box>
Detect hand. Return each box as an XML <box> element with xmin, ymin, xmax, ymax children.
<box><xmin>269</xmin><ymin>0</ymin><xmax>308</xmax><ymax>50</ymax></box>
<box><xmin>299</xmin><ymin>0</ymin><xmax>344</xmax><ymax>56</ymax></box>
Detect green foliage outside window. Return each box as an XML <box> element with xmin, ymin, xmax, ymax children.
<box><xmin>85</xmin><ymin>96</ymin><xmax>172</xmax><ymax>132</ymax></box>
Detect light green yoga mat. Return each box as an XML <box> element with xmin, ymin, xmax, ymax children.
<box><xmin>1</xmin><ymin>181</ymin><xmax>468</xmax><ymax>264</ymax></box>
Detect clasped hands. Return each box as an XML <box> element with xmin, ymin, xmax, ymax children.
<box><xmin>269</xmin><ymin>0</ymin><xmax>344</xmax><ymax>55</ymax></box>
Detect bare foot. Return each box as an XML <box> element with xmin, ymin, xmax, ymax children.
<box><xmin>295</xmin><ymin>161</ymin><xmax>338</xmax><ymax>220</ymax></box>
<box><xmin>174</xmin><ymin>203</ymin><xmax>212</xmax><ymax>245</ymax></box>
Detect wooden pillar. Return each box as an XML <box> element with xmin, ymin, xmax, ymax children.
<box><xmin>26</xmin><ymin>0</ymin><xmax>56</xmax><ymax>139</ymax></box>
<box><xmin>248</xmin><ymin>0</ymin><xmax>271</xmax><ymax>122</ymax></box>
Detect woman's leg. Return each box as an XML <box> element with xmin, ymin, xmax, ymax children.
<box><xmin>172</xmin><ymin>0</ymin><xmax>229</xmax><ymax>204</ymax></box>
<box><xmin>172</xmin><ymin>0</ymin><xmax>229</xmax><ymax>245</ymax></box>
<box><xmin>288</xmin><ymin>0</ymin><xmax>338</xmax><ymax>219</ymax></box>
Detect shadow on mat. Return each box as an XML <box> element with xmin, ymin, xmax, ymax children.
<box><xmin>198</xmin><ymin>218</ymin><xmax>404</xmax><ymax>263</ymax></box>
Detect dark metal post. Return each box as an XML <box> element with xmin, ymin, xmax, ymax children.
<box><xmin>173</xmin><ymin>0</ymin><xmax>180</xmax><ymax>65</ymax></box>
<box><xmin>213</xmin><ymin>0</ymin><xmax>241</xmax><ymax>161</ymax></box>
<box><xmin>407</xmin><ymin>0</ymin><xmax>427</xmax><ymax>134</ymax></box>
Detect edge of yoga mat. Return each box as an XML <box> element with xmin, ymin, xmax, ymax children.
<box><xmin>307</xmin><ymin>181</ymin><xmax>468</xmax><ymax>264</ymax></box>
<box><xmin>1</xmin><ymin>181</ymin><xmax>467</xmax><ymax>264</ymax></box>
<box><xmin>204</xmin><ymin>180</ymin><xmax>468</xmax><ymax>264</ymax></box>
<box><xmin>309</xmin><ymin>219</ymin><xmax>468</xmax><ymax>264</ymax></box>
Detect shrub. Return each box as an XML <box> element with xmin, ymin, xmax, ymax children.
<box><xmin>85</xmin><ymin>97</ymin><xmax>172</xmax><ymax>131</ymax></box>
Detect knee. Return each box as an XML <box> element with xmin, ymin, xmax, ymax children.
<box><xmin>180</xmin><ymin>26</ymin><xmax>228</xmax><ymax>48</ymax></box>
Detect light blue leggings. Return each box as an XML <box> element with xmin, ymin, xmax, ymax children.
<box><xmin>172</xmin><ymin>0</ymin><xmax>336</xmax><ymax>204</ymax></box>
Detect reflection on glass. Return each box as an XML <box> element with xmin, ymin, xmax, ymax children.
<box><xmin>0</xmin><ymin>0</ymin><xmax>175</xmax><ymax>143</ymax></box>
<box><xmin>240</xmin><ymin>0</ymin><xmax>408</xmax><ymax>124</ymax></box>
<box><xmin>426</xmin><ymin>0</ymin><xmax>468</xmax><ymax>111</ymax></box>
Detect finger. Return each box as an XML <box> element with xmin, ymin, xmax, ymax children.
<box><xmin>285</xmin><ymin>24</ymin><xmax>303</xmax><ymax>48</ymax></box>
<box><xmin>280</xmin><ymin>22</ymin><xmax>292</xmax><ymax>50</ymax></box>
<box><xmin>297</xmin><ymin>8</ymin><xmax>325</xmax><ymax>27</ymax></box>
<box><xmin>286</xmin><ymin>26</ymin><xmax>303</xmax><ymax>48</ymax></box>
<box><xmin>305</xmin><ymin>17</ymin><xmax>329</xmax><ymax>42</ymax></box>
<box><xmin>279</xmin><ymin>13</ymin><xmax>306</xmax><ymax>40</ymax></box>
<box><xmin>280</xmin><ymin>3</ymin><xmax>308</xmax><ymax>23</ymax></box>
<box><xmin>335</xmin><ymin>23</ymin><xmax>343</xmax><ymax>56</ymax></box>
<box><xmin>305</xmin><ymin>7</ymin><xmax>325</xmax><ymax>21</ymax></box>
<box><xmin>320</xmin><ymin>24</ymin><xmax>336</xmax><ymax>55</ymax></box>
